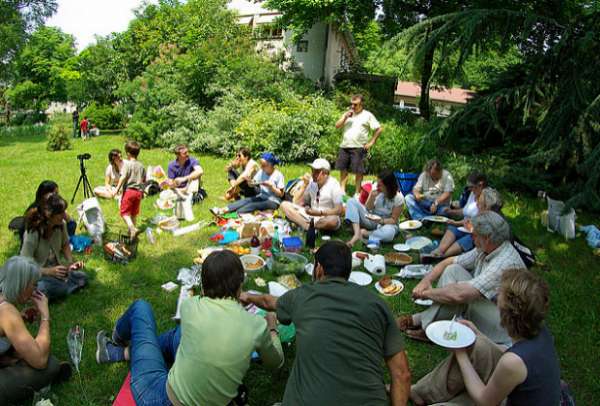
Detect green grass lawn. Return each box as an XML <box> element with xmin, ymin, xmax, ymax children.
<box><xmin>0</xmin><ymin>131</ymin><xmax>599</xmax><ymax>405</ymax></box>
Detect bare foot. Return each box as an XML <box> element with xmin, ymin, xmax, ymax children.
<box><xmin>346</xmin><ymin>236</ymin><xmax>360</xmax><ymax>248</ymax></box>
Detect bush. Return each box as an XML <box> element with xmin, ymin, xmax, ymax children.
<box><xmin>83</xmin><ymin>103</ymin><xmax>127</xmax><ymax>130</ymax></box>
<box><xmin>46</xmin><ymin>123</ymin><xmax>72</xmax><ymax>151</ymax></box>
<box><xmin>366</xmin><ymin>121</ymin><xmax>437</xmax><ymax>174</ymax></box>
<box><xmin>10</xmin><ymin>110</ymin><xmax>47</xmax><ymax>126</ymax></box>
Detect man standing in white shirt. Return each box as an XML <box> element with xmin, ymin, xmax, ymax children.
<box><xmin>335</xmin><ymin>94</ymin><xmax>383</xmax><ymax>195</ymax></box>
<box><xmin>279</xmin><ymin>159</ymin><xmax>344</xmax><ymax>232</ymax></box>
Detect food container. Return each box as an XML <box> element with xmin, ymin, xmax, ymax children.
<box><xmin>240</xmin><ymin>255</ymin><xmax>266</xmax><ymax>272</ymax></box>
<box><xmin>270</xmin><ymin>252</ymin><xmax>308</xmax><ymax>276</ymax></box>
<box><xmin>282</xmin><ymin>236</ymin><xmax>303</xmax><ymax>253</ymax></box>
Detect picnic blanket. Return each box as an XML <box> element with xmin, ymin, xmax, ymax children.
<box><xmin>113</xmin><ymin>373</ymin><xmax>135</xmax><ymax>406</ymax></box>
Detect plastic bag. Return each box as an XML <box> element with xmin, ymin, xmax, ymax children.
<box><xmin>76</xmin><ymin>198</ymin><xmax>105</xmax><ymax>243</ymax></box>
<box><xmin>546</xmin><ymin>197</ymin><xmax>576</xmax><ymax>239</ymax></box>
<box><xmin>67</xmin><ymin>325</ymin><xmax>84</xmax><ymax>372</ymax></box>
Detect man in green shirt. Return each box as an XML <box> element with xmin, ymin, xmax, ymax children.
<box><xmin>241</xmin><ymin>241</ymin><xmax>411</xmax><ymax>405</ymax></box>
<box><xmin>95</xmin><ymin>251</ymin><xmax>283</xmax><ymax>405</ymax></box>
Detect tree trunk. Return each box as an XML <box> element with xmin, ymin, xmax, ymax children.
<box><xmin>419</xmin><ymin>34</ymin><xmax>435</xmax><ymax>121</ymax></box>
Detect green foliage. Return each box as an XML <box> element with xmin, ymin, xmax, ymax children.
<box><xmin>405</xmin><ymin>5</ymin><xmax>600</xmax><ymax>209</ymax></box>
<box><xmin>0</xmin><ymin>0</ymin><xmax>57</xmax><ymax>82</ymax></box>
<box><xmin>83</xmin><ymin>102</ymin><xmax>127</xmax><ymax>130</ymax></box>
<box><xmin>46</xmin><ymin>122</ymin><xmax>72</xmax><ymax>151</ymax></box>
<box><xmin>6</xmin><ymin>26</ymin><xmax>77</xmax><ymax>109</ymax></box>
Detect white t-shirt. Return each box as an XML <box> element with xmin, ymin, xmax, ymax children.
<box><xmin>304</xmin><ymin>176</ymin><xmax>344</xmax><ymax>210</ymax></box>
<box><xmin>415</xmin><ymin>170</ymin><xmax>455</xmax><ymax>201</ymax></box>
<box><xmin>254</xmin><ymin>169</ymin><xmax>285</xmax><ymax>202</ymax></box>
<box><xmin>462</xmin><ymin>192</ymin><xmax>479</xmax><ymax>218</ymax></box>
<box><xmin>105</xmin><ymin>164</ymin><xmax>120</xmax><ymax>186</ymax></box>
<box><xmin>373</xmin><ymin>192</ymin><xmax>405</xmax><ymax>218</ymax></box>
<box><xmin>340</xmin><ymin>110</ymin><xmax>380</xmax><ymax>148</ymax></box>
<box><xmin>240</xmin><ymin>159</ymin><xmax>259</xmax><ymax>180</ymax></box>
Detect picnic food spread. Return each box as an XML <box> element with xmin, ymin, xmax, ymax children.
<box><xmin>384</xmin><ymin>252</ymin><xmax>413</xmax><ymax>266</ymax></box>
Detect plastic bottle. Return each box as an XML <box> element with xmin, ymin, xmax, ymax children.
<box><xmin>271</xmin><ymin>226</ymin><xmax>280</xmax><ymax>254</ymax></box>
<box><xmin>251</xmin><ymin>233</ymin><xmax>260</xmax><ymax>255</ymax></box>
<box><xmin>146</xmin><ymin>227</ymin><xmax>156</xmax><ymax>244</ymax></box>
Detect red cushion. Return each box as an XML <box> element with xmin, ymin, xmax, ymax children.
<box><xmin>113</xmin><ymin>373</ymin><xmax>136</xmax><ymax>406</ymax></box>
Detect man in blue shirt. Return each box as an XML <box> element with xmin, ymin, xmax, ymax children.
<box><xmin>167</xmin><ymin>144</ymin><xmax>204</xmax><ymax>191</ymax></box>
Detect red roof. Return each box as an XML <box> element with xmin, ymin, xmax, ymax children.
<box><xmin>395</xmin><ymin>81</ymin><xmax>473</xmax><ymax>104</ymax></box>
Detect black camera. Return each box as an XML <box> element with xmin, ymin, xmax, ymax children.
<box><xmin>77</xmin><ymin>153</ymin><xmax>91</xmax><ymax>160</ymax></box>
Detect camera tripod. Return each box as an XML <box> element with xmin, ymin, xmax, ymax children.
<box><xmin>71</xmin><ymin>156</ymin><xmax>94</xmax><ymax>203</ymax></box>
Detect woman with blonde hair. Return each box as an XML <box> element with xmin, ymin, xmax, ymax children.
<box><xmin>411</xmin><ymin>268</ymin><xmax>561</xmax><ymax>406</ymax></box>
<box><xmin>0</xmin><ymin>256</ymin><xmax>71</xmax><ymax>404</ymax></box>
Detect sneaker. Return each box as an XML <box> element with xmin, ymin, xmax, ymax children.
<box><xmin>112</xmin><ymin>329</ymin><xmax>128</xmax><ymax>347</ymax></box>
<box><xmin>96</xmin><ymin>330</ymin><xmax>125</xmax><ymax>364</ymax></box>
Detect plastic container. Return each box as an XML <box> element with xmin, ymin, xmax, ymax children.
<box><xmin>270</xmin><ymin>252</ymin><xmax>308</xmax><ymax>276</ymax></box>
<box><xmin>282</xmin><ymin>236</ymin><xmax>303</xmax><ymax>253</ymax></box>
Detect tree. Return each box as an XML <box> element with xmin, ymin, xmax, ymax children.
<box><xmin>67</xmin><ymin>36</ymin><xmax>128</xmax><ymax>106</ymax></box>
<box><xmin>6</xmin><ymin>26</ymin><xmax>77</xmax><ymax>110</ymax></box>
<box><xmin>402</xmin><ymin>2</ymin><xmax>600</xmax><ymax>208</ymax></box>
<box><xmin>0</xmin><ymin>0</ymin><xmax>57</xmax><ymax>83</ymax></box>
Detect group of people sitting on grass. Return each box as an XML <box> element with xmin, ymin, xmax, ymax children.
<box><xmin>1</xmin><ymin>135</ymin><xmax>567</xmax><ymax>404</ymax></box>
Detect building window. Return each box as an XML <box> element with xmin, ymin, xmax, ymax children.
<box><xmin>296</xmin><ymin>40</ymin><xmax>308</xmax><ymax>53</ymax></box>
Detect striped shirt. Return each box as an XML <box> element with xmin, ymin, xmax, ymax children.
<box><xmin>455</xmin><ymin>241</ymin><xmax>526</xmax><ymax>300</ymax></box>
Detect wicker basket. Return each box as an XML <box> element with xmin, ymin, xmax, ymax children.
<box><xmin>103</xmin><ymin>231</ymin><xmax>138</xmax><ymax>264</ymax></box>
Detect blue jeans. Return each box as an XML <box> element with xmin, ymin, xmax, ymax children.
<box><xmin>227</xmin><ymin>195</ymin><xmax>279</xmax><ymax>214</ymax></box>
<box><xmin>345</xmin><ymin>198</ymin><xmax>398</xmax><ymax>242</ymax></box>
<box><xmin>405</xmin><ymin>194</ymin><xmax>448</xmax><ymax>220</ymax></box>
<box><xmin>115</xmin><ymin>300</ymin><xmax>181</xmax><ymax>406</ymax></box>
<box><xmin>448</xmin><ymin>225</ymin><xmax>474</xmax><ymax>252</ymax></box>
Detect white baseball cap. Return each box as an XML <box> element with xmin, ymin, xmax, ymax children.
<box><xmin>309</xmin><ymin>158</ymin><xmax>331</xmax><ymax>171</ymax></box>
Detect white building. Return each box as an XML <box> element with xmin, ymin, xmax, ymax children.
<box><xmin>227</xmin><ymin>0</ymin><xmax>358</xmax><ymax>87</ymax></box>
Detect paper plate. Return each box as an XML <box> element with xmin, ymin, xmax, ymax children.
<box><xmin>352</xmin><ymin>251</ymin><xmax>370</xmax><ymax>261</ymax></box>
<box><xmin>268</xmin><ymin>281</ymin><xmax>289</xmax><ymax>297</ymax></box>
<box><xmin>423</xmin><ymin>215</ymin><xmax>449</xmax><ymax>223</ymax></box>
<box><xmin>414</xmin><ymin>298</ymin><xmax>433</xmax><ymax>306</ymax></box>
<box><xmin>425</xmin><ymin>320</ymin><xmax>476</xmax><ymax>349</ymax></box>
<box><xmin>458</xmin><ymin>226</ymin><xmax>472</xmax><ymax>234</ymax></box>
<box><xmin>405</xmin><ymin>236</ymin><xmax>433</xmax><ymax>250</ymax></box>
<box><xmin>399</xmin><ymin>220</ymin><xmax>422</xmax><ymax>230</ymax></box>
<box><xmin>352</xmin><ymin>257</ymin><xmax>362</xmax><ymax>268</ymax></box>
<box><xmin>375</xmin><ymin>279</ymin><xmax>404</xmax><ymax>296</ymax></box>
<box><xmin>365</xmin><ymin>213</ymin><xmax>382</xmax><ymax>222</ymax></box>
<box><xmin>349</xmin><ymin>271</ymin><xmax>373</xmax><ymax>286</ymax></box>
<box><xmin>393</xmin><ymin>243</ymin><xmax>411</xmax><ymax>252</ymax></box>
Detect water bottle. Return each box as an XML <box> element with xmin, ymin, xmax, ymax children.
<box><xmin>146</xmin><ymin>227</ymin><xmax>156</xmax><ymax>244</ymax></box>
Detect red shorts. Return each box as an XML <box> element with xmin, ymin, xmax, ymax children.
<box><xmin>120</xmin><ymin>189</ymin><xmax>143</xmax><ymax>217</ymax></box>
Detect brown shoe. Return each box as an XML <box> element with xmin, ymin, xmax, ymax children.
<box><xmin>397</xmin><ymin>315</ymin><xmax>418</xmax><ymax>332</ymax></box>
<box><xmin>405</xmin><ymin>328</ymin><xmax>431</xmax><ymax>343</ymax></box>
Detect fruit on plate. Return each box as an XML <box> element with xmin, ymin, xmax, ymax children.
<box><xmin>229</xmin><ymin>246</ymin><xmax>251</xmax><ymax>255</ymax></box>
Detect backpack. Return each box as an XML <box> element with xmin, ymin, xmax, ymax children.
<box><xmin>283</xmin><ymin>178</ymin><xmax>303</xmax><ymax>202</ymax></box>
<box><xmin>512</xmin><ymin>236</ymin><xmax>536</xmax><ymax>268</ymax></box>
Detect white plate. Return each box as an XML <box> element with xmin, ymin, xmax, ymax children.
<box><xmin>240</xmin><ymin>255</ymin><xmax>266</xmax><ymax>272</ymax></box>
<box><xmin>366</xmin><ymin>213</ymin><xmax>382</xmax><ymax>221</ymax></box>
<box><xmin>268</xmin><ymin>281</ymin><xmax>289</xmax><ymax>297</ymax></box>
<box><xmin>375</xmin><ymin>279</ymin><xmax>404</xmax><ymax>296</ymax></box>
<box><xmin>393</xmin><ymin>243</ymin><xmax>411</xmax><ymax>252</ymax></box>
<box><xmin>425</xmin><ymin>320</ymin><xmax>476</xmax><ymax>349</ymax></box>
<box><xmin>349</xmin><ymin>271</ymin><xmax>373</xmax><ymax>286</ymax></box>
<box><xmin>321</xmin><ymin>235</ymin><xmax>331</xmax><ymax>241</ymax></box>
<box><xmin>399</xmin><ymin>220</ymin><xmax>422</xmax><ymax>230</ymax></box>
<box><xmin>352</xmin><ymin>251</ymin><xmax>370</xmax><ymax>261</ymax></box>
<box><xmin>405</xmin><ymin>236</ymin><xmax>433</xmax><ymax>250</ymax></box>
<box><xmin>458</xmin><ymin>226</ymin><xmax>472</xmax><ymax>234</ymax></box>
<box><xmin>423</xmin><ymin>215</ymin><xmax>449</xmax><ymax>223</ymax></box>
<box><xmin>352</xmin><ymin>257</ymin><xmax>362</xmax><ymax>268</ymax></box>
<box><xmin>414</xmin><ymin>298</ymin><xmax>433</xmax><ymax>306</ymax></box>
